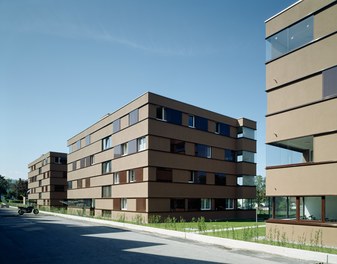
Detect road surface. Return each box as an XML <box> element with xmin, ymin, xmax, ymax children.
<box><xmin>0</xmin><ymin>207</ymin><xmax>312</xmax><ymax>264</ymax></box>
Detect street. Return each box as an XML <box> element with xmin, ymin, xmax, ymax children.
<box><xmin>0</xmin><ymin>207</ymin><xmax>312</xmax><ymax>264</ymax></box>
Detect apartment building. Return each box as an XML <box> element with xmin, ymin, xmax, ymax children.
<box><xmin>265</xmin><ymin>0</ymin><xmax>337</xmax><ymax>247</ymax></box>
<box><xmin>28</xmin><ymin>152</ymin><xmax>67</xmax><ymax>208</ymax></box>
<box><xmin>67</xmin><ymin>92</ymin><xmax>256</xmax><ymax>222</ymax></box>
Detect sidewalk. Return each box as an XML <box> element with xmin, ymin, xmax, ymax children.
<box><xmin>40</xmin><ymin>210</ymin><xmax>337</xmax><ymax>264</ymax></box>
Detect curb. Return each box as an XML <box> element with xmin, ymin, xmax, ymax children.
<box><xmin>40</xmin><ymin>210</ymin><xmax>337</xmax><ymax>263</ymax></box>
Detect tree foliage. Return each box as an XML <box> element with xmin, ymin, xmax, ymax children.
<box><xmin>0</xmin><ymin>175</ymin><xmax>28</xmax><ymax>201</ymax></box>
<box><xmin>255</xmin><ymin>175</ymin><xmax>266</xmax><ymax>208</ymax></box>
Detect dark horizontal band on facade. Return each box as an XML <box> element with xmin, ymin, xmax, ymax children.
<box><xmin>266</xmin><ymin>160</ymin><xmax>337</xmax><ymax>170</ymax></box>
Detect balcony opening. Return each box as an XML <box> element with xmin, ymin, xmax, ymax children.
<box><xmin>267</xmin><ymin>136</ymin><xmax>313</xmax><ymax>167</ymax></box>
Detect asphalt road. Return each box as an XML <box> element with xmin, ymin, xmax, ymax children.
<box><xmin>0</xmin><ymin>207</ymin><xmax>313</xmax><ymax>264</ymax></box>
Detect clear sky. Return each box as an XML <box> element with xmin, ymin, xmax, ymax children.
<box><xmin>0</xmin><ymin>0</ymin><xmax>296</xmax><ymax>180</ymax></box>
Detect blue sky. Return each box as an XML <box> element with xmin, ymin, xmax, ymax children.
<box><xmin>0</xmin><ymin>0</ymin><xmax>295</xmax><ymax>180</ymax></box>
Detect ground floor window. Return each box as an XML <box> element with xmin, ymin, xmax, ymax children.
<box><xmin>201</xmin><ymin>198</ymin><xmax>211</xmax><ymax>211</ymax></box>
<box><xmin>121</xmin><ymin>198</ymin><xmax>127</xmax><ymax>210</ymax></box>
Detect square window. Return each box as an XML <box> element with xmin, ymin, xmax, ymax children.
<box><xmin>102</xmin><ymin>186</ymin><xmax>112</xmax><ymax>198</ymax></box>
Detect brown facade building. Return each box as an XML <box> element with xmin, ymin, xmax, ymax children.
<box><xmin>67</xmin><ymin>92</ymin><xmax>256</xmax><ymax>222</ymax></box>
<box><xmin>265</xmin><ymin>0</ymin><xmax>337</xmax><ymax>247</ymax></box>
<box><xmin>28</xmin><ymin>152</ymin><xmax>67</xmax><ymax>208</ymax></box>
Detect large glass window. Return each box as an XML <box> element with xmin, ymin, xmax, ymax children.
<box><xmin>102</xmin><ymin>136</ymin><xmax>112</xmax><ymax>150</ymax></box>
<box><xmin>237</xmin><ymin>199</ymin><xmax>254</xmax><ymax>210</ymax></box>
<box><xmin>156</xmin><ymin>106</ymin><xmax>166</xmax><ymax>121</ymax></box>
<box><xmin>129</xmin><ymin>109</ymin><xmax>139</xmax><ymax>126</ymax></box>
<box><xmin>195</xmin><ymin>116</ymin><xmax>208</xmax><ymax>131</ymax></box>
<box><xmin>237</xmin><ymin>175</ymin><xmax>256</xmax><ymax>186</ymax></box>
<box><xmin>237</xmin><ymin>127</ymin><xmax>256</xmax><ymax>140</ymax></box>
<box><xmin>195</xmin><ymin>144</ymin><xmax>211</xmax><ymax>158</ymax></box>
<box><xmin>274</xmin><ymin>197</ymin><xmax>297</xmax><ymax>219</ymax></box>
<box><xmin>237</xmin><ymin>151</ymin><xmax>255</xmax><ymax>163</ymax></box>
<box><xmin>300</xmin><ymin>196</ymin><xmax>321</xmax><ymax>221</ymax></box>
<box><xmin>266</xmin><ymin>136</ymin><xmax>313</xmax><ymax>166</ymax></box>
<box><xmin>266</xmin><ymin>16</ymin><xmax>313</xmax><ymax>61</ymax></box>
<box><xmin>171</xmin><ymin>199</ymin><xmax>185</xmax><ymax>211</ymax></box>
<box><xmin>323</xmin><ymin>66</ymin><xmax>337</xmax><ymax>99</ymax></box>
<box><xmin>226</xmin><ymin>199</ymin><xmax>234</xmax><ymax>209</ymax></box>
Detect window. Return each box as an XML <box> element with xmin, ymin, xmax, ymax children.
<box><xmin>188</xmin><ymin>115</ymin><xmax>195</xmax><ymax>128</ymax></box>
<box><xmin>156</xmin><ymin>106</ymin><xmax>166</xmax><ymax>120</ymax></box>
<box><xmin>114</xmin><ymin>172</ymin><xmax>120</xmax><ymax>184</ymax></box>
<box><xmin>72</xmin><ymin>161</ymin><xmax>77</xmax><ymax>171</ymax></box>
<box><xmin>266</xmin><ymin>16</ymin><xmax>313</xmax><ymax>61</ymax></box>
<box><xmin>237</xmin><ymin>127</ymin><xmax>256</xmax><ymax>140</ymax></box>
<box><xmin>188</xmin><ymin>199</ymin><xmax>201</xmax><ymax>211</ymax></box>
<box><xmin>121</xmin><ymin>198</ymin><xmax>127</xmax><ymax>210</ymax></box>
<box><xmin>201</xmin><ymin>198</ymin><xmax>211</xmax><ymax>211</ymax></box>
<box><xmin>54</xmin><ymin>185</ymin><xmax>64</xmax><ymax>192</ymax></box>
<box><xmin>137</xmin><ymin>137</ymin><xmax>147</xmax><ymax>151</ymax></box>
<box><xmin>129</xmin><ymin>109</ymin><xmax>139</xmax><ymax>126</ymax></box>
<box><xmin>225</xmin><ymin>149</ymin><xmax>236</xmax><ymax>161</ymax></box>
<box><xmin>157</xmin><ymin>167</ymin><xmax>173</xmax><ymax>182</ymax></box>
<box><xmin>102</xmin><ymin>136</ymin><xmax>112</xmax><ymax>150</ymax></box>
<box><xmin>85</xmin><ymin>135</ymin><xmax>91</xmax><ymax>146</ymax></box>
<box><xmin>121</xmin><ymin>143</ymin><xmax>128</xmax><ymax>156</ymax></box>
<box><xmin>80</xmin><ymin>158</ymin><xmax>85</xmax><ymax>168</ymax></box>
<box><xmin>323</xmin><ymin>66</ymin><xmax>337</xmax><ymax>98</ymax></box>
<box><xmin>102</xmin><ymin>161</ymin><xmax>112</xmax><ymax>174</ymax></box>
<box><xmin>128</xmin><ymin>140</ymin><xmax>137</xmax><ymax>154</ymax></box>
<box><xmin>237</xmin><ymin>199</ymin><xmax>254</xmax><ymax>210</ymax></box>
<box><xmin>170</xmin><ymin>199</ymin><xmax>185</xmax><ymax>211</ymax></box>
<box><xmin>102</xmin><ymin>186</ymin><xmax>112</xmax><ymax>198</ymax></box>
<box><xmin>237</xmin><ymin>175</ymin><xmax>255</xmax><ymax>186</ymax></box>
<box><xmin>170</xmin><ymin>140</ymin><xmax>185</xmax><ymax>154</ymax></box>
<box><xmin>128</xmin><ymin>170</ymin><xmax>136</xmax><ymax>182</ymax></box>
<box><xmin>76</xmin><ymin>140</ymin><xmax>81</xmax><ymax>150</ymax></box>
<box><xmin>195</xmin><ymin>116</ymin><xmax>208</xmax><ymax>131</ymax></box>
<box><xmin>77</xmin><ymin>179</ymin><xmax>82</xmax><ymax>189</ymax></box>
<box><xmin>237</xmin><ymin>151</ymin><xmax>255</xmax><ymax>163</ymax></box>
<box><xmin>195</xmin><ymin>144</ymin><xmax>211</xmax><ymax>158</ymax></box>
<box><xmin>89</xmin><ymin>155</ymin><xmax>95</xmax><ymax>166</ymax></box>
<box><xmin>216</xmin><ymin>122</ymin><xmax>230</xmax><ymax>136</ymax></box>
<box><xmin>85</xmin><ymin>178</ymin><xmax>91</xmax><ymax>188</ymax></box>
<box><xmin>226</xmin><ymin>199</ymin><xmax>234</xmax><ymax>209</ymax></box>
<box><xmin>114</xmin><ymin>145</ymin><xmax>121</xmax><ymax>158</ymax></box>
<box><xmin>165</xmin><ymin>108</ymin><xmax>182</xmax><ymax>125</ymax></box>
<box><xmin>215</xmin><ymin>173</ymin><xmax>226</xmax><ymax>185</ymax></box>
<box><xmin>189</xmin><ymin>171</ymin><xmax>206</xmax><ymax>184</ymax></box>
<box><xmin>55</xmin><ymin>157</ymin><xmax>62</xmax><ymax>164</ymax></box>
<box><xmin>113</xmin><ymin>119</ymin><xmax>121</xmax><ymax>133</ymax></box>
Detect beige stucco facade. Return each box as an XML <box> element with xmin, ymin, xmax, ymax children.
<box><xmin>28</xmin><ymin>152</ymin><xmax>67</xmax><ymax>208</ymax></box>
<box><xmin>67</xmin><ymin>92</ymin><xmax>256</xmax><ymax>223</ymax></box>
<box><xmin>265</xmin><ymin>0</ymin><xmax>337</xmax><ymax>247</ymax></box>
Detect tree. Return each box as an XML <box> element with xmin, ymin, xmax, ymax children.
<box><xmin>0</xmin><ymin>175</ymin><xmax>9</xmax><ymax>200</ymax></box>
<box><xmin>13</xmin><ymin>178</ymin><xmax>28</xmax><ymax>200</ymax></box>
<box><xmin>255</xmin><ymin>175</ymin><xmax>266</xmax><ymax>208</ymax></box>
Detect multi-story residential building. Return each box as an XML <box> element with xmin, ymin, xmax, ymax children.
<box><xmin>265</xmin><ymin>0</ymin><xmax>337</xmax><ymax>247</ymax></box>
<box><xmin>28</xmin><ymin>152</ymin><xmax>67</xmax><ymax>208</ymax></box>
<box><xmin>67</xmin><ymin>92</ymin><xmax>256</xmax><ymax>222</ymax></box>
